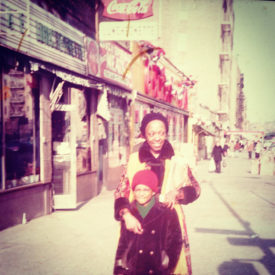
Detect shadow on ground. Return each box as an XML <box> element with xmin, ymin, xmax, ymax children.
<box><xmin>195</xmin><ymin>183</ymin><xmax>275</xmax><ymax>275</ymax></box>
<box><xmin>218</xmin><ymin>260</ymin><xmax>259</xmax><ymax>275</ymax></box>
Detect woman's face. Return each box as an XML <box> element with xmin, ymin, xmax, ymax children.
<box><xmin>145</xmin><ymin>120</ymin><xmax>167</xmax><ymax>155</ymax></box>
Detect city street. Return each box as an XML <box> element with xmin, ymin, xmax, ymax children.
<box><xmin>0</xmin><ymin>152</ymin><xmax>275</xmax><ymax>275</ymax></box>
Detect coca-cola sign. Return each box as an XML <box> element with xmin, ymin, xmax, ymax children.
<box><xmin>102</xmin><ymin>0</ymin><xmax>153</xmax><ymax>20</ymax></box>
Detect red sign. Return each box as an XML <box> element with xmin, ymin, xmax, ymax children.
<box><xmin>102</xmin><ymin>0</ymin><xmax>153</xmax><ymax>20</ymax></box>
<box><xmin>87</xmin><ymin>39</ymin><xmax>99</xmax><ymax>77</ymax></box>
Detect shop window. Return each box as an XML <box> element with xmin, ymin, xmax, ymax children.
<box><xmin>2</xmin><ymin>69</ymin><xmax>40</xmax><ymax>189</ymax></box>
<box><xmin>75</xmin><ymin>89</ymin><xmax>91</xmax><ymax>174</ymax></box>
<box><xmin>107</xmin><ymin>95</ymin><xmax>128</xmax><ymax>166</ymax></box>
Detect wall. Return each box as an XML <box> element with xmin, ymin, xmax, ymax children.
<box><xmin>77</xmin><ymin>172</ymin><xmax>98</xmax><ymax>203</ymax></box>
<box><xmin>0</xmin><ymin>183</ymin><xmax>52</xmax><ymax>231</ymax></box>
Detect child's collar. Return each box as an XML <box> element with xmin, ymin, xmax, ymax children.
<box><xmin>136</xmin><ymin>196</ymin><xmax>156</xmax><ymax>218</ymax></box>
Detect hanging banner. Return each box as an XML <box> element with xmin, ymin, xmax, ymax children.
<box><xmin>50</xmin><ymin>81</ymin><xmax>65</xmax><ymax>111</ymax></box>
<box><xmin>97</xmin><ymin>88</ymin><xmax>111</xmax><ymax>121</ymax></box>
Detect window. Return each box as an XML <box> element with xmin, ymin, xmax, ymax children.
<box><xmin>221</xmin><ymin>24</ymin><xmax>232</xmax><ymax>52</ymax></box>
<box><xmin>2</xmin><ymin>69</ymin><xmax>40</xmax><ymax>189</ymax></box>
<box><xmin>75</xmin><ymin>89</ymin><xmax>91</xmax><ymax>174</ymax></box>
<box><xmin>219</xmin><ymin>54</ymin><xmax>230</xmax><ymax>83</ymax></box>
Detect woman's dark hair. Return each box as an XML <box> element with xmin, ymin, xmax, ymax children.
<box><xmin>140</xmin><ymin>112</ymin><xmax>169</xmax><ymax>136</ymax></box>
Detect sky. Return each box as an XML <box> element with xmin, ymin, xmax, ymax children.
<box><xmin>233</xmin><ymin>0</ymin><xmax>275</xmax><ymax>123</ymax></box>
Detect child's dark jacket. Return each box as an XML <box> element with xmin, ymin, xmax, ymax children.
<box><xmin>114</xmin><ymin>200</ymin><xmax>183</xmax><ymax>275</ymax></box>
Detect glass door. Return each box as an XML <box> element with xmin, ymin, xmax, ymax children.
<box><xmin>52</xmin><ymin>88</ymin><xmax>77</xmax><ymax>209</ymax></box>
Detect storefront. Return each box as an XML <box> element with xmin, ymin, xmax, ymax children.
<box><xmin>192</xmin><ymin>123</ymin><xmax>215</xmax><ymax>160</ymax></box>
<box><xmin>0</xmin><ymin>0</ymin><xmax>101</xmax><ymax>229</ymax></box>
<box><xmin>95</xmin><ymin>41</ymin><xmax>132</xmax><ymax>190</ymax></box>
<box><xmin>48</xmin><ymin>71</ymin><xmax>100</xmax><ymax>209</ymax></box>
<box><xmin>0</xmin><ymin>48</ymin><xmax>50</xmax><ymax>230</ymax></box>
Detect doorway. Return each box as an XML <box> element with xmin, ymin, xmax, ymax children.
<box><xmin>52</xmin><ymin>88</ymin><xmax>77</xmax><ymax>209</ymax></box>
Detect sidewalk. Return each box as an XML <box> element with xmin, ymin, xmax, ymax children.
<box><xmin>0</xmin><ymin>189</ymin><xmax>120</xmax><ymax>275</ymax></box>
<box><xmin>0</xmin><ymin>154</ymin><xmax>274</xmax><ymax>275</ymax></box>
<box><xmin>186</xmin><ymin>153</ymin><xmax>275</xmax><ymax>275</ymax></box>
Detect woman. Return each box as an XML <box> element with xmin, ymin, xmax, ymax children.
<box><xmin>114</xmin><ymin>112</ymin><xmax>201</xmax><ymax>275</ymax></box>
<box><xmin>211</xmin><ymin>140</ymin><xmax>224</xmax><ymax>173</ymax></box>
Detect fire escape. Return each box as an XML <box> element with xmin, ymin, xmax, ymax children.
<box><xmin>218</xmin><ymin>0</ymin><xmax>233</xmax><ymax>123</ymax></box>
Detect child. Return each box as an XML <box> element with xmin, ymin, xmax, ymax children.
<box><xmin>113</xmin><ymin>169</ymin><xmax>183</xmax><ymax>275</ymax></box>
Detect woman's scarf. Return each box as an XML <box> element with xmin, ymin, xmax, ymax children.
<box><xmin>138</xmin><ymin>140</ymin><xmax>174</xmax><ymax>190</ymax></box>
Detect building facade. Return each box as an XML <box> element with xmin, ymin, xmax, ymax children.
<box><xmin>0</xmin><ymin>0</ymin><xmax>194</xmax><ymax>230</ymax></box>
<box><xmin>156</xmin><ymin>0</ymin><xmax>245</xmax><ymax>156</ymax></box>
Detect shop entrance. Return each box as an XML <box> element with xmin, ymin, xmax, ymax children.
<box><xmin>51</xmin><ymin>89</ymin><xmax>77</xmax><ymax>209</ymax></box>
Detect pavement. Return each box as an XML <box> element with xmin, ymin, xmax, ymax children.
<box><xmin>0</xmin><ymin>152</ymin><xmax>275</xmax><ymax>275</ymax></box>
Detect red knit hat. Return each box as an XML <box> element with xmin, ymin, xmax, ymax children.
<box><xmin>132</xmin><ymin>170</ymin><xmax>159</xmax><ymax>192</ymax></box>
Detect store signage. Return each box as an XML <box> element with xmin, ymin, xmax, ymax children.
<box><xmin>0</xmin><ymin>0</ymin><xmax>86</xmax><ymax>74</ymax></box>
<box><xmin>102</xmin><ymin>0</ymin><xmax>153</xmax><ymax>20</ymax></box>
<box><xmin>36</xmin><ymin>23</ymin><xmax>83</xmax><ymax>61</ymax></box>
<box><xmin>99</xmin><ymin>20</ymin><xmax>159</xmax><ymax>41</ymax></box>
<box><xmin>99</xmin><ymin>42</ymin><xmax>132</xmax><ymax>88</ymax></box>
<box><xmin>87</xmin><ymin>38</ymin><xmax>100</xmax><ymax>77</ymax></box>
<box><xmin>3</xmin><ymin>70</ymin><xmax>26</xmax><ymax>118</ymax></box>
<box><xmin>99</xmin><ymin>0</ymin><xmax>159</xmax><ymax>41</ymax></box>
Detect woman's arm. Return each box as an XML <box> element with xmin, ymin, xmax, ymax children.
<box><xmin>114</xmin><ymin>166</ymin><xmax>131</xmax><ymax>220</ymax></box>
<box><xmin>114</xmin><ymin>166</ymin><xmax>143</xmax><ymax>234</ymax></box>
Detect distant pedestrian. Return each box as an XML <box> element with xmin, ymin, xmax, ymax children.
<box><xmin>212</xmin><ymin>140</ymin><xmax>224</xmax><ymax>173</ymax></box>
<box><xmin>255</xmin><ymin>141</ymin><xmax>262</xmax><ymax>159</ymax></box>
<box><xmin>113</xmin><ymin>169</ymin><xmax>183</xmax><ymax>275</ymax></box>
<box><xmin>234</xmin><ymin>140</ymin><xmax>241</xmax><ymax>152</ymax></box>
<box><xmin>247</xmin><ymin>140</ymin><xmax>254</xmax><ymax>159</ymax></box>
<box><xmin>223</xmin><ymin>143</ymin><xmax>229</xmax><ymax>156</ymax></box>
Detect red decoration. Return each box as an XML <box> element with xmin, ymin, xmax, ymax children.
<box><xmin>183</xmin><ymin>87</ymin><xmax>188</xmax><ymax>110</ymax></box>
<box><xmin>87</xmin><ymin>40</ymin><xmax>99</xmax><ymax>76</ymax></box>
<box><xmin>26</xmin><ymin>74</ymin><xmax>38</xmax><ymax>89</ymax></box>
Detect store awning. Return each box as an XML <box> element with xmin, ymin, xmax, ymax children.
<box><xmin>30</xmin><ymin>61</ymin><xmax>99</xmax><ymax>88</ymax></box>
<box><xmin>193</xmin><ymin>124</ymin><xmax>215</xmax><ymax>136</ymax></box>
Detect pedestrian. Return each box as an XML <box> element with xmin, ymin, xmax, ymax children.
<box><xmin>211</xmin><ymin>140</ymin><xmax>224</xmax><ymax>173</ymax></box>
<box><xmin>260</xmin><ymin>147</ymin><xmax>274</xmax><ymax>176</ymax></box>
<box><xmin>223</xmin><ymin>142</ymin><xmax>229</xmax><ymax>157</ymax></box>
<box><xmin>255</xmin><ymin>140</ymin><xmax>262</xmax><ymax>159</ymax></box>
<box><xmin>113</xmin><ymin>169</ymin><xmax>183</xmax><ymax>275</ymax></box>
<box><xmin>234</xmin><ymin>140</ymin><xmax>241</xmax><ymax>152</ymax></box>
<box><xmin>114</xmin><ymin>112</ymin><xmax>201</xmax><ymax>275</ymax></box>
<box><xmin>247</xmin><ymin>140</ymin><xmax>254</xmax><ymax>159</ymax></box>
